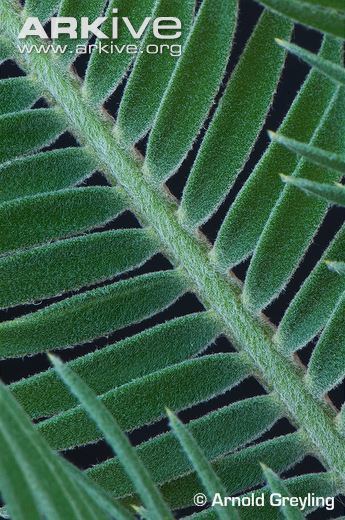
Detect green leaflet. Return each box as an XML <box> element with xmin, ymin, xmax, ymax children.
<box><xmin>281</xmin><ymin>175</ymin><xmax>345</xmax><ymax>207</ymax></box>
<box><xmin>214</xmin><ymin>36</ymin><xmax>339</xmax><ymax>269</ymax></box>
<box><xmin>61</xmin><ymin>459</ymin><xmax>133</xmax><ymax>520</ymax></box>
<box><xmin>270</xmin><ymin>132</ymin><xmax>345</xmax><ymax>176</ymax></box>
<box><xmin>0</xmin><ymin>108</ymin><xmax>66</xmax><ymax>164</ymax></box>
<box><xmin>0</xmin><ymin>148</ymin><xmax>97</xmax><ymax>204</ymax></box>
<box><xmin>37</xmin><ymin>354</ymin><xmax>249</xmax><ymax>450</ymax></box>
<box><xmin>24</xmin><ymin>0</ymin><xmax>60</xmax><ymax>22</ymax></box>
<box><xmin>168</xmin><ymin>410</ymin><xmax>239</xmax><ymax>520</ymax></box>
<box><xmin>257</xmin><ymin>0</ymin><xmax>345</xmax><ymax>39</ymax></box>
<box><xmin>117</xmin><ymin>0</ymin><xmax>195</xmax><ymax>145</ymax></box>
<box><xmin>145</xmin><ymin>0</ymin><xmax>237</xmax><ymax>183</ymax></box>
<box><xmin>0</xmin><ymin>381</ymin><xmax>112</xmax><ymax>520</ymax></box>
<box><xmin>0</xmin><ymin>270</ymin><xmax>186</xmax><ymax>358</ymax></box>
<box><xmin>276</xmin><ymin>39</ymin><xmax>345</xmax><ymax>87</ymax></box>
<box><xmin>243</xmin><ymin>88</ymin><xmax>345</xmax><ymax>312</ymax></box>
<box><xmin>326</xmin><ymin>260</ymin><xmax>345</xmax><ymax>274</ymax></box>
<box><xmin>0</xmin><ymin>431</ymin><xmax>41</xmax><ymax>520</ymax></box>
<box><xmin>0</xmin><ymin>77</ymin><xmax>41</xmax><ymax>115</ymax></box>
<box><xmin>49</xmin><ymin>355</ymin><xmax>173</xmax><ymax>520</ymax></box>
<box><xmin>276</xmin><ymin>226</ymin><xmax>345</xmax><ymax>351</ymax></box>
<box><xmin>0</xmin><ymin>229</ymin><xmax>159</xmax><ymax>307</ymax></box>
<box><xmin>154</xmin><ymin>433</ymin><xmax>306</xmax><ymax>510</ymax></box>
<box><xmin>261</xmin><ymin>465</ymin><xmax>304</xmax><ymax>519</ymax></box>
<box><xmin>12</xmin><ymin>312</ymin><xmax>220</xmax><ymax>418</ymax></box>
<box><xmin>88</xmin><ymin>395</ymin><xmax>282</xmax><ymax>496</ymax></box>
<box><xmin>180</xmin><ymin>11</ymin><xmax>292</xmax><ymax>229</ymax></box>
<box><xmin>307</xmin><ymin>291</ymin><xmax>345</xmax><ymax>396</ymax></box>
<box><xmin>0</xmin><ymin>187</ymin><xmax>126</xmax><ymax>254</ymax></box>
<box><xmin>84</xmin><ymin>0</ymin><xmax>156</xmax><ymax>104</ymax></box>
<box><xmin>58</xmin><ymin>0</ymin><xmax>108</xmax><ymax>64</ymax></box>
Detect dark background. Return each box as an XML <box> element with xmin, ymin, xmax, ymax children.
<box><xmin>0</xmin><ymin>0</ymin><xmax>344</xmax><ymax>518</ymax></box>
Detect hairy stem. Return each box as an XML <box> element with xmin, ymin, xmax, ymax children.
<box><xmin>1</xmin><ymin>0</ymin><xmax>345</xmax><ymax>487</ymax></box>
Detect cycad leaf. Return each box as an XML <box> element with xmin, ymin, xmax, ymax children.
<box><xmin>275</xmin><ymin>39</ymin><xmax>345</xmax><ymax>87</ymax></box>
<box><xmin>0</xmin><ymin>429</ymin><xmax>41</xmax><ymax>520</ymax></box>
<box><xmin>0</xmin><ymin>108</ymin><xmax>66</xmax><ymax>163</ymax></box>
<box><xmin>307</xmin><ymin>290</ymin><xmax>345</xmax><ymax>396</ymax></box>
<box><xmin>49</xmin><ymin>354</ymin><xmax>173</xmax><ymax>520</ymax></box>
<box><xmin>0</xmin><ymin>186</ymin><xmax>126</xmax><ymax>253</ymax></box>
<box><xmin>0</xmin><ymin>270</ymin><xmax>186</xmax><ymax>358</ymax></box>
<box><xmin>0</xmin><ymin>77</ymin><xmax>41</xmax><ymax>115</ymax></box>
<box><xmin>244</xmin><ymin>88</ymin><xmax>344</xmax><ymax>311</ymax></box>
<box><xmin>326</xmin><ymin>260</ymin><xmax>345</xmax><ymax>274</ymax></box>
<box><xmin>269</xmin><ymin>132</ymin><xmax>345</xmax><ymax>175</ymax></box>
<box><xmin>156</xmin><ymin>433</ymin><xmax>305</xmax><ymax>510</ymax></box>
<box><xmin>57</xmin><ymin>0</ymin><xmax>108</xmax><ymax>64</ymax></box>
<box><xmin>37</xmin><ymin>354</ymin><xmax>249</xmax><ymax>450</ymax></box>
<box><xmin>24</xmin><ymin>0</ymin><xmax>60</xmax><ymax>23</ymax></box>
<box><xmin>276</xmin><ymin>226</ymin><xmax>345</xmax><ymax>351</ymax></box>
<box><xmin>0</xmin><ymin>380</ymin><xmax>116</xmax><ymax>520</ymax></box>
<box><xmin>256</xmin><ymin>0</ymin><xmax>345</xmax><ymax>39</ymax></box>
<box><xmin>261</xmin><ymin>465</ymin><xmax>304</xmax><ymax>519</ymax></box>
<box><xmin>0</xmin><ymin>148</ymin><xmax>97</xmax><ymax>203</ymax></box>
<box><xmin>145</xmin><ymin>0</ymin><xmax>237</xmax><ymax>183</ymax></box>
<box><xmin>117</xmin><ymin>0</ymin><xmax>195</xmax><ymax>145</ymax></box>
<box><xmin>281</xmin><ymin>175</ymin><xmax>345</xmax><ymax>207</ymax></box>
<box><xmin>167</xmin><ymin>409</ymin><xmax>239</xmax><ymax>520</ymax></box>
<box><xmin>61</xmin><ymin>459</ymin><xmax>134</xmax><ymax>520</ymax></box>
<box><xmin>12</xmin><ymin>312</ymin><xmax>220</xmax><ymax>418</ymax></box>
<box><xmin>88</xmin><ymin>395</ymin><xmax>282</xmax><ymax>496</ymax></box>
<box><xmin>214</xmin><ymin>36</ymin><xmax>339</xmax><ymax>269</ymax></box>
<box><xmin>0</xmin><ymin>229</ymin><xmax>159</xmax><ymax>307</ymax></box>
<box><xmin>180</xmin><ymin>11</ymin><xmax>292</xmax><ymax>229</ymax></box>
<box><xmin>84</xmin><ymin>0</ymin><xmax>156</xmax><ymax>104</ymax></box>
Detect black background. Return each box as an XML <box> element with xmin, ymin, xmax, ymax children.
<box><xmin>0</xmin><ymin>0</ymin><xmax>344</xmax><ymax>518</ymax></box>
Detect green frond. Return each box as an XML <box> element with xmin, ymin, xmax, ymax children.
<box><xmin>0</xmin><ymin>108</ymin><xmax>66</xmax><ymax>163</ymax></box>
<box><xmin>84</xmin><ymin>0</ymin><xmax>157</xmax><ymax>104</ymax></box>
<box><xmin>37</xmin><ymin>354</ymin><xmax>249</xmax><ymax>450</ymax></box>
<box><xmin>275</xmin><ymin>39</ymin><xmax>345</xmax><ymax>86</ymax></box>
<box><xmin>167</xmin><ymin>409</ymin><xmax>239</xmax><ymax>520</ymax></box>
<box><xmin>12</xmin><ymin>313</ymin><xmax>221</xmax><ymax>417</ymax></box>
<box><xmin>281</xmin><ymin>175</ymin><xmax>345</xmax><ymax>207</ymax></box>
<box><xmin>180</xmin><ymin>11</ymin><xmax>292</xmax><ymax>229</ymax></box>
<box><xmin>0</xmin><ymin>148</ymin><xmax>97</xmax><ymax>203</ymax></box>
<box><xmin>269</xmin><ymin>132</ymin><xmax>345</xmax><ymax>176</ymax></box>
<box><xmin>261</xmin><ymin>465</ymin><xmax>304</xmax><ymax>519</ymax></box>
<box><xmin>117</xmin><ymin>0</ymin><xmax>195</xmax><ymax>145</ymax></box>
<box><xmin>0</xmin><ymin>77</ymin><xmax>41</xmax><ymax>115</ymax></box>
<box><xmin>49</xmin><ymin>354</ymin><xmax>173</xmax><ymax>520</ymax></box>
<box><xmin>88</xmin><ymin>395</ymin><xmax>282</xmax><ymax>496</ymax></box>
<box><xmin>213</xmin><ymin>36</ymin><xmax>339</xmax><ymax>269</ymax></box>
<box><xmin>244</xmin><ymin>87</ymin><xmax>344</xmax><ymax>311</ymax></box>
<box><xmin>0</xmin><ymin>380</ymin><xmax>132</xmax><ymax>520</ymax></box>
<box><xmin>257</xmin><ymin>0</ymin><xmax>345</xmax><ymax>38</ymax></box>
<box><xmin>145</xmin><ymin>0</ymin><xmax>237</xmax><ymax>182</ymax></box>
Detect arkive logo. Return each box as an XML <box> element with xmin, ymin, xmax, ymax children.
<box><xmin>18</xmin><ymin>9</ymin><xmax>182</xmax><ymax>40</ymax></box>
